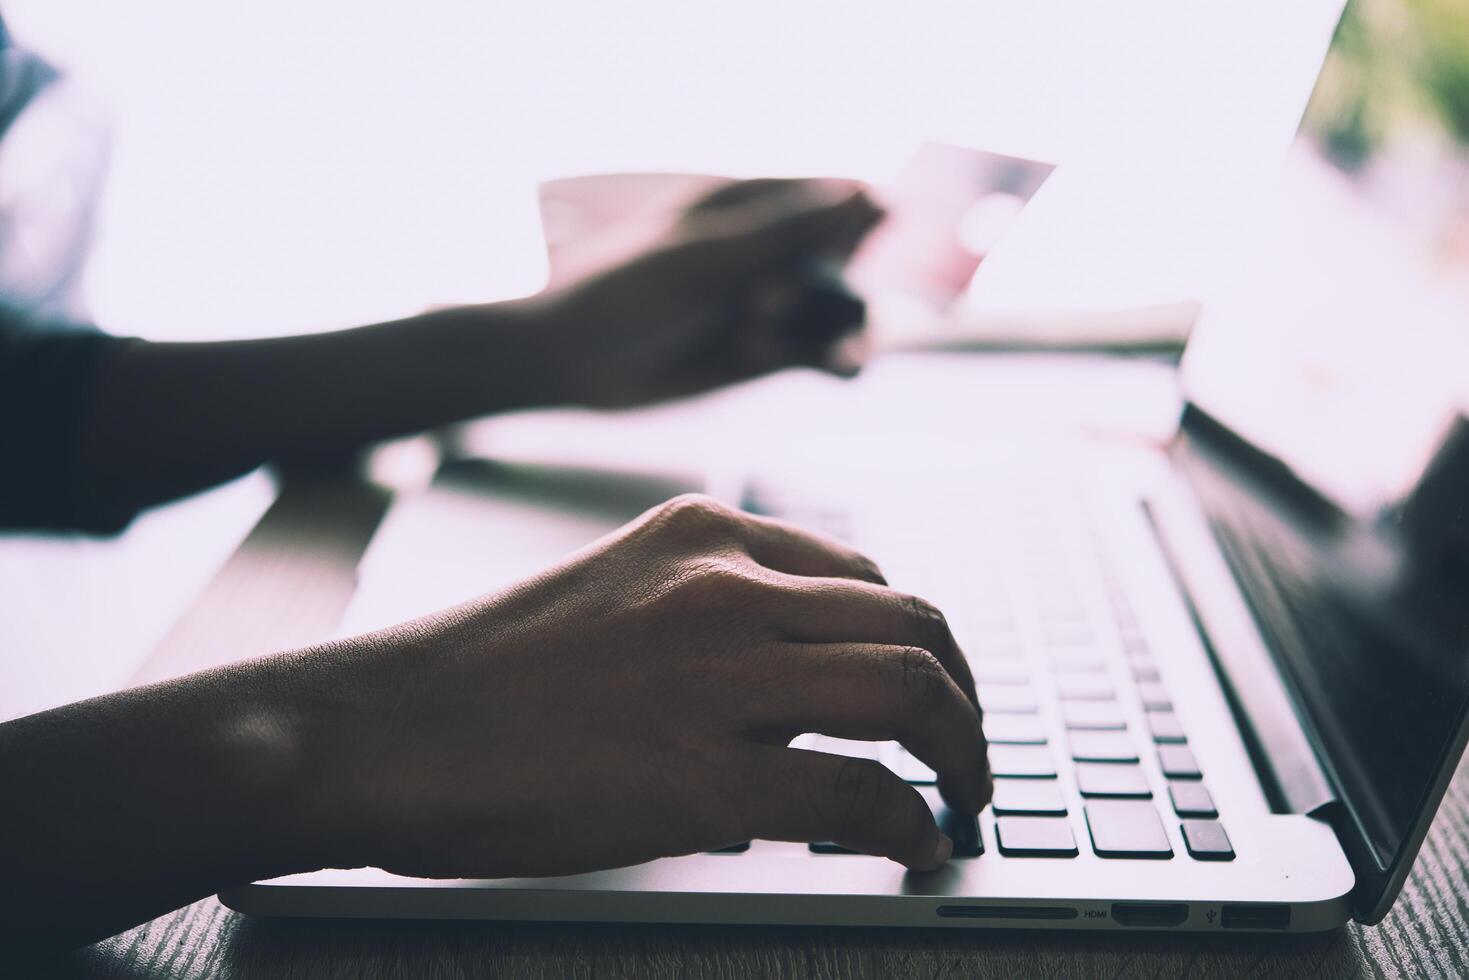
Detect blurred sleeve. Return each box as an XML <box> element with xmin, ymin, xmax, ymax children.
<box><xmin>0</xmin><ymin>304</ymin><xmax>134</xmax><ymax>533</ymax></box>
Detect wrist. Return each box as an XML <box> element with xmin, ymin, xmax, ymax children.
<box><xmin>384</xmin><ymin>299</ymin><xmax>577</xmax><ymax>419</ymax></box>
<box><xmin>498</xmin><ymin>290</ymin><xmax>594</xmax><ymax>409</ymax></box>
<box><xmin>200</xmin><ymin>648</ymin><xmax>373</xmax><ymax>877</ymax></box>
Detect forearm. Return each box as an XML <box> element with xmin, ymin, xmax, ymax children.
<box><xmin>76</xmin><ymin>300</ymin><xmax>560</xmax><ymax>520</ymax></box>
<box><xmin>0</xmin><ymin>650</ymin><xmax>352</xmax><ymax>955</ymax></box>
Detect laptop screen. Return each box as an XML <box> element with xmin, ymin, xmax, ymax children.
<box><xmin>1178</xmin><ymin>0</ymin><xmax>1469</xmax><ymax>919</ymax></box>
<box><xmin>1184</xmin><ymin>0</ymin><xmax>1469</xmax><ymax>514</ymax></box>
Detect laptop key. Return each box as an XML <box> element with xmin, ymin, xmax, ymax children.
<box><xmin>966</xmin><ymin>640</ymin><xmax>1025</xmax><ymax>660</ymax></box>
<box><xmin>1158</xmin><ymin>744</ymin><xmax>1203</xmax><ymax>779</ymax></box>
<box><xmin>1076</xmin><ymin>762</ymin><xmax>1152</xmax><ymax>798</ymax></box>
<box><xmin>1168</xmin><ymin>782</ymin><xmax>1217</xmax><ymax>818</ymax></box>
<box><xmin>1129</xmin><ymin>656</ymin><xmax>1162</xmax><ymax>683</ymax></box>
<box><xmin>983</xmin><ymin>714</ymin><xmax>1048</xmax><ymax>744</ymax></box>
<box><xmin>939</xmin><ymin>806</ymin><xmax>984</xmax><ymax>857</ymax></box>
<box><xmin>1147</xmin><ymin>712</ymin><xmax>1187</xmax><ymax>743</ymax></box>
<box><xmin>1048</xmin><ymin>654</ymin><xmax>1108</xmax><ymax>674</ymax></box>
<box><xmin>1068</xmin><ymin>731</ymin><xmax>1139</xmax><ymax>763</ymax></box>
<box><xmin>810</xmin><ymin>788</ymin><xmax>985</xmax><ymax>857</ymax></box>
<box><xmin>989</xmin><ymin>744</ymin><xmax>1057</xmax><ymax>778</ymax></box>
<box><xmin>978</xmin><ymin>687</ymin><xmax>1040</xmax><ymax>714</ymax></box>
<box><xmin>992</xmin><ymin>779</ymin><xmax>1068</xmax><ymax>815</ymax></box>
<box><xmin>996</xmin><ymin>817</ymin><xmax>1079</xmax><ymax>857</ymax></box>
<box><xmin>1086</xmin><ymin>801</ymin><xmax>1173</xmax><ymax>858</ymax></box>
<box><xmin>1137</xmin><ymin>681</ymin><xmax>1173</xmax><ymax>711</ymax></box>
<box><xmin>1041</xmin><ymin>626</ymin><xmax>1095</xmax><ymax>647</ymax></box>
<box><xmin>882</xmin><ymin>745</ymin><xmax>937</xmax><ymax>784</ymax></box>
<box><xmin>1062</xmin><ymin>701</ymin><xmax>1127</xmax><ymax>730</ymax></box>
<box><xmin>972</xmin><ymin>663</ymin><xmax>1030</xmax><ymax>685</ymax></box>
<box><xmin>1181</xmin><ymin>819</ymin><xmax>1235</xmax><ymax>860</ymax></box>
<box><xmin>1038</xmin><ymin>604</ymin><xmax>1089</xmax><ymax>625</ymax></box>
<box><xmin>1055</xmin><ymin>678</ymin><xmax>1116</xmax><ymax>701</ymax></box>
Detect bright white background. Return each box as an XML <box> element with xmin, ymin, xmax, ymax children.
<box><xmin>7</xmin><ymin>1</ymin><xmax>1342</xmax><ymax>340</ymax></box>
<box><xmin>0</xmin><ymin>2</ymin><xmax>1346</xmax><ymax>718</ymax></box>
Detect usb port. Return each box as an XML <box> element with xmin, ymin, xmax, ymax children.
<box><xmin>1221</xmin><ymin>903</ymin><xmax>1291</xmax><ymax>930</ymax></box>
<box><xmin>1111</xmin><ymin>902</ymin><xmax>1188</xmax><ymax>927</ymax></box>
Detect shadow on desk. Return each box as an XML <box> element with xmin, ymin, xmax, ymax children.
<box><xmin>39</xmin><ymin>899</ymin><xmax>1373</xmax><ymax>980</ymax></box>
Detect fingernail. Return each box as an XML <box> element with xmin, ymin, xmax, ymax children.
<box><xmin>824</xmin><ymin>334</ymin><xmax>868</xmax><ymax>376</ymax></box>
<box><xmin>931</xmin><ymin>832</ymin><xmax>954</xmax><ymax>868</ymax></box>
<box><xmin>824</xmin><ymin>352</ymin><xmax>863</xmax><ymax>378</ymax></box>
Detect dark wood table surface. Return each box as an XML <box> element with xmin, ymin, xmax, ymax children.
<box><xmin>25</xmin><ymin>465</ymin><xmax>1469</xmax><ymax>980</ymax></box>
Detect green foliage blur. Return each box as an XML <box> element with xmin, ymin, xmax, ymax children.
<box><xmin>1308</xmin><ymin>0</ymin><xmax>1469</xmax><ymax>171</ymax></box>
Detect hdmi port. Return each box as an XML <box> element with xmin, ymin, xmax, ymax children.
<box><xmin>1111</xmin><ymin>902</ymin><xmax>1189</xmax><ymax>927</ymax></box>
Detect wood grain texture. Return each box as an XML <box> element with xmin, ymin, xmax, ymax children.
<box><xmin>29</xmin><ymin>770</ymin><xmax>1469</xmax><ymax>980</ymax></box>
<box><xmin>21</xmin><ymin>470</ymin><xmax>1469</xmax><ymax>980</ymax></box>
<box><xmin>128</xmin><ymin>470</ymin><xmax>391</xmax><ymax>687</ymax></box>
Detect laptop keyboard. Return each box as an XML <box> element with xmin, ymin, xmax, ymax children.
<box><xmin>721</xmin><ymin>483</ymin><xmax>1236</xmax><ymax>864</ymax></box>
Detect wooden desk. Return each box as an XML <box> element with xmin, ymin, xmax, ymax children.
<box><xmin>20</xmin><ymin>359</ymin><xmax>1469</xmax><ymax>978</ymax></box>
<box><xmin>45</xmin><ymin>755</ymin><xmax>1469</xmax><ymax>979</ymax></box>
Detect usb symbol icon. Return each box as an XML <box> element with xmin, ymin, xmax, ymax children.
<box><xmin>1206</xmin><ymin>909</ymin><xmax>1217</xmax><ymax>924</ymax></box>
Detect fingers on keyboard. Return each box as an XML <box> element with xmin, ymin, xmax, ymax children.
<box><xmin>742</xmin><ymin>489</ymin><xmax>1241</xmax><ymax>868</ymax></box>
<box><xmin>937</xmin><ymin>804</ymin><xmax>984</xmax><ymax>857</ymax></box>
<box><xmin>811</xmin><ymin>786</ymin><xmax>982</xmax><ymax>857</ymax></box>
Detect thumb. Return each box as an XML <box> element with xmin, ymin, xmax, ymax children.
<box><xmin>741</xmin><ymin>747</ymin><xmax>952</xmax><ymax>871</ymax></box>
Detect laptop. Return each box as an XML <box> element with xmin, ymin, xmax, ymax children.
<box><xmin>223</xmin><ymin>0</ymin><xmax>1469</xmax><ymax>932</ymax></box>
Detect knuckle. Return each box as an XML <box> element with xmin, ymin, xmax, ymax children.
<box><xmin>654</xmin><ymin>494</ymin><xmax>735</xmax><ymax>540</ymax></box>
<box><xmin>831</xmin><ymin>757</ymin><xmax>894</xmax><ymax>834</ymax></box>
<box><xmin>898</xmin><ymin>646</ymin><xmax>950</xmax><ymax>713</ymax></box>
<box><xmin>670</xmin><ymin>559</ymin><xmax>768</xmax><ymax>610</ymax></box>
<box><xmin>903</xmin><ymin>592</ymin><xmax>948</xmax><ymax>633</ymax></box>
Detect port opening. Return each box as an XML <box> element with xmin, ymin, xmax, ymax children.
<box><xmin>1221</xmin><ymin>903</ymin><xmax>1292</xmax><ymax>930</ymax></box>
<box><xmin>1111</xmin><ymin>902</ymin><xmax>1189</xmax><ymax>927</ymax></box>
<box><xmin>936</xmin><ymin>905</ymin><xmax>1079</xmax><ymax>921</ymax></box>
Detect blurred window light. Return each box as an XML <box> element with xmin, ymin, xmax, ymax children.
<box><xmin>3</xmin><ymin>1</ymin><xmax>1346</xmax><ymax>339</ymax></box>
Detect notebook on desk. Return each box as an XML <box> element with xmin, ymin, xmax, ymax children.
<box><xmin>224</xmin><ymin>0</ymin><xmax>1469</xmax><ymax>932</ymax></box>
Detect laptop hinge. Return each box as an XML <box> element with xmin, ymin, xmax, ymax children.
<box><xmin>1140</xmin><ymin>496</ymin><xmax>1338</xmax><ymax>816</ymax></box>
